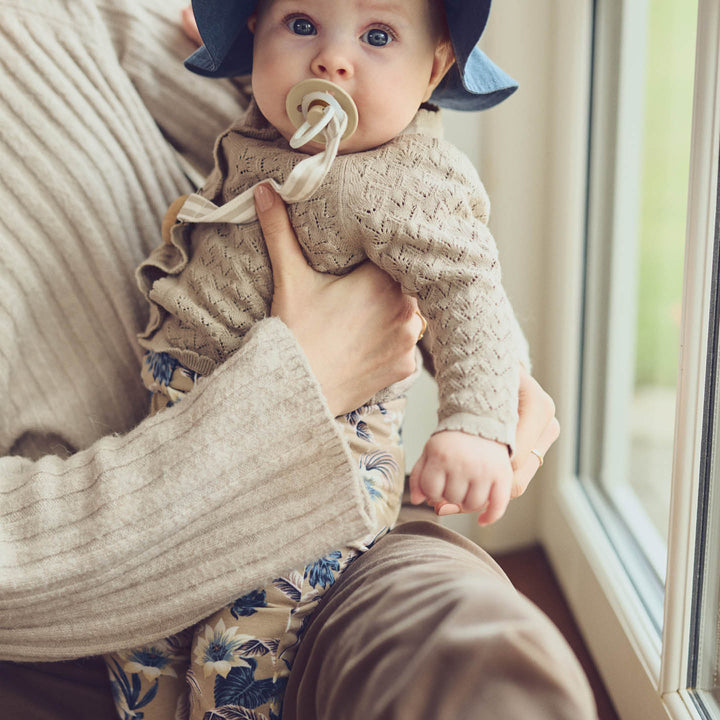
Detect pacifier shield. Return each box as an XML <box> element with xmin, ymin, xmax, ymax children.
<box><xmin>285</xmin><ymin>79</ymin><xmax>359</xmax><ymax>144</ymax></box>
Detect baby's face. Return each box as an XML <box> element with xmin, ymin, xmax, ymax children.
<box><xmin>249</xmin><ymin>0</ymin><xmax>449</xmax><ymax>154</ymax></box>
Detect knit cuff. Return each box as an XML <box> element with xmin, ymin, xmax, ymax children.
<box><xmin>433</xmin><ymin>412</ymin><xmax>517</xmax><ymax>455</ymax></box>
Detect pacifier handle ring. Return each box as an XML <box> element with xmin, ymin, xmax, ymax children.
<box><xmin>290</xmin><ymin>103</ymin><xmax>334</xmax><ymax>149</ymax></box>
<box><xmin>290</xmin><ymin>91</ymin><xmax>348</xmax><ymax>149</ymax></box>
<box><xmin>300</xmin><ymin>91</ymin><xmax>343</xmax><ymax>119</ymax></box>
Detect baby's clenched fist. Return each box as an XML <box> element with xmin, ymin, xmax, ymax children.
<box><xmin>408</xmin><ymin>430</ymin><xmax>513</xmax><ymax>525</ymax></box>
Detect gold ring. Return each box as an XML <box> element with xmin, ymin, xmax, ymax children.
<box><xmin>530</xmin><ymin>449</ymin><xmax>544</xmax><ymax>467</ymax></box>
<box><xmin>415</xmin><ymin>311</ymin><xmax>428</xmax><ymax>343</ymax></box>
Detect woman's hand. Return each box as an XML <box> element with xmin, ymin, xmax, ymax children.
<box><xmin>435</xmin><ymin>366</ymin><xmax>560</xmax><ymax>518</ymax></box>
<box><xmin>508</xmin><ymin>368</ymin><xmax>560</xmax><ymax>497</ymax></box>
<box><xmin>181</xmin><ymin>6</ymin><xmax>202</xmax><ymax>46</ymax></box>
<box><xmin>254</xmin><ymin>184</ymin><xmax>422</xmax><ymax>417</ymax></box>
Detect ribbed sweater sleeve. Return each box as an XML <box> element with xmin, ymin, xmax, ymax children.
<box><xmin>0</xmin><ymin>0</ymin><xmax>371</xmax><ymax>660</ymax></box>
<box><xmin>96</xmin><ymin>0</ymin><xmax>251</xmax><ymax>175</ymax></box>
<box><xmin>0</xmin><ymin>320</ymin><xmax>370</xmax><ymax>661</ymax></box>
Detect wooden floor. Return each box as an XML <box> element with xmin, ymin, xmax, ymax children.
<box><xmin>495</xmin><ymin>544</ymin><xmax>621</xmax><ymax>720</ymax></box>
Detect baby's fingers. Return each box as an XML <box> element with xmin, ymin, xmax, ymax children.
<box><xmin>413</xmin><ymin>461</ymin><xmax>446</xmax><ymax>505</ymax></box>
<box><xmin>477</xmin><ymin>477</ymin><xmax>512</xmax><ymax>526</ymax></box>
<box><xmin>433</xmin><ymin>477</ymin><xmax>495</xmax><ymax>517</ymax></box>
<box><xmin>461</xmin><ymin>481</ymin><xmax>492</xmax><ymax>514</ymax></box>
<box><xmin>408</xmin><ymin>455</ymin><xmax>427</xmax><ymax>505</ymax></box>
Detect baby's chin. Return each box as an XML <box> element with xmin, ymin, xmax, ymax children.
<box><xmin>289</xmin><ymin>132</ymin><xmax>389</xmax><ymax>156</ymax></box>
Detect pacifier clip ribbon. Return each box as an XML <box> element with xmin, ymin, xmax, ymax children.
<box><xmin>177</xmin><ymin>80</ymin><xmax>358</xmax><ymax>226</ymax></box>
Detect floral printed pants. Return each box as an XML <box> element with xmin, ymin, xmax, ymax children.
<box><xmin>104</xmin><ymin>352</ymin><xmax>406</xmax><ymax>720</ymax></box>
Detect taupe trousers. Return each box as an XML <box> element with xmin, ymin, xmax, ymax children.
<box><xmin>1</xmin><ymin>514</ymin><xmax>598</xmax><ymax>720</ymax></box>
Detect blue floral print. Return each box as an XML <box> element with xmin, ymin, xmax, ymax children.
<box><xmin>107</xmin><ymin>658</ymin><xmax>160</xmax><ymax>718</ymax></box>
<box><xmin>304</xmin><ymin>550</ymin><xmax>342</xmax><ymax>589</ymax></box>
<box><xmin>363</xmin><ymin>476</ymin><xmax>383</xmax><ymax>501</ymax></box>
<box><xmin>230</xmin><ymin>589</ymin><xmax>267</xmax><ymax>618</ymax></box>
<box><xmin>355</xmin><ymin>420</ymin><xmax>371</xmax><ymax>441</ymax></box>
<box><xmin>359</xmin><ymin>449</ymin><xmax>400</xmax><ymax>505</ymax></box>
<box><xmin>144</xmin><ymin>351</ymin><xmax>180</xmax><ymax>387</ymax></box>
<box><xmin>344</xmin><ymin>409</ymin><xmax>372</xmax><ymax>441</ymax></box>
<box><xmin>124</xmin><ymin>647</ymin><xmax>175</xmax><ymax>677</ymax></box>
<box><xmin>144</xmin><ymin>351</ymin><xmax>199</xmax><ymax>387</ymax></box>
<box><xmin>205</xmin><ymin>708</ymin><xmax>278</xmax><ymax>720</ymax></box>
<box><xmin>237</xmin><ymin>638</ymin><xmax>278</xmax><ymax>658</ymax></box>
<box><xmin>272</xmin><ymin>575</ymin><xmax>302</xmax><ymax>602</ymax></box>
<box><xmin>109</xmin><ymin>399</ymin><xmax>404</xmax><ymax>720</ymax></box>
<box><xmin>359</xmin><ymin>450</ymin><xmax>399</xmax><ymax>483</ymax></box>
<box><xmin>194</xmin><ymin>619</ymin><xmax>253</xmax><ymax>679</ymax></box>
<box><xmin>214</xmin><ymin>658</ymin><xmax>286</xmax><ymax>709</ymax></box>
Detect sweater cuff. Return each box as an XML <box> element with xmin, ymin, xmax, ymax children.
<box><xmin>221</xmin><ymin>316</ymin><xmax>375</xmax><ymax>532</ymax></box>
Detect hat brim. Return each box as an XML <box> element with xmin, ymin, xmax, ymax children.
<box><xmin>442</xmin><ymin>0</ymin><xmax>490</xmax><ymax>68</ymax></box>
<box><xmin>184</xmin><ymin>0</ymin><xmax>517</xmax><ymax>111</ymax></box>
<box><xmin>185</xmin><ymin>0</ymin><xmax>255</xmax><ymax>77</ymax></box>
<box><xmin>431</xmin><ymin>47</ymin><xmax>517</xmax><ymax>111</ymax></box>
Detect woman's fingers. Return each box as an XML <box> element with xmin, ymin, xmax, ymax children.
<box><xmin>510</xmin><ymin>367</ymin><xmax>559</xmax><ymax>486</ymax></box>
<box><xmin>511</xmin><ymin>416</ymin><xmax>560</xmax><ymax>498</ymax></box>
<box><xmin>408</xmin><ymin>452</ymin><xmax>428</xmax><ymax>506</ymax></box>
<box><xmin>181</xmin><ymin>6</ymin><xmax>203</xmax><ymax>46</ymax></box>
<box><xmin>254</xmin><ymin>184</ymin><xmax>306</xmax><ymax>275</ymax></box>
<box><xmin>254</xmin><ymin>184</ymin><xmax>313</xmax><ymax>302</ymax></box>
<box><xmin>477</xmin><ymin>474</ymin><xmax>512</xmax><ymax>526</ymax></box>
<box><xmin>511</xmin><ymin>369</ymin><xmax>556</xmax><ymax>468</ymax></box>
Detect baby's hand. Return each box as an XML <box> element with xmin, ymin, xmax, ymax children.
<box><xmin>409</xmin><ymin>431</ymin><xmax>513</xmax><ymax>525</ymax></box>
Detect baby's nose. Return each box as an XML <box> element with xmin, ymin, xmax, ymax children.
<box><xmin>310</xmin><ymin>44</ymin><xmax>354</xmax><ymax>80</ymax></box>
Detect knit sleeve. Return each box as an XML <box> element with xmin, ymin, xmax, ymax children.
<box><xmin>0</xmin><ymin>319</ymin><xmax>371</xmax><ymax>661</ymax></box>
<box><xmin>340</xmin><ymin>137</ymin><xmax>522</xmax><ymax>450</ymax></box>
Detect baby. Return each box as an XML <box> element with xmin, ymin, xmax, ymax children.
<box><xmin>105</xmin><ymin>0</ymin><xmax>528</xmax><ymax>718</ymax></box>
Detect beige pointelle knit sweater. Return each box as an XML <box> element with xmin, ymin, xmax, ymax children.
<box><xmin>0</xmin><ymin>0</ymin><xmax>374</xmax><ymax>661</ymax></box>
<box><xmin>138</xmin><ymin>101</ymin><xmax>526</xmax><ymax>449</ymax></box>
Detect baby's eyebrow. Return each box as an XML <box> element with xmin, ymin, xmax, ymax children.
<box><xmin>356</xmin><ymin>0</ymin><xmax>413</xmax><ymax>21</ymax></box>
<box><xmin>267</xmin><ymin>0</ymin><xmax>414</xmax><ymax>26</ymax></box>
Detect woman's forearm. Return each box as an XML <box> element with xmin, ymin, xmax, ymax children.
<box><xmin>0</xmin><ymin>319</ymin><xmax>371</xmax><ymax>661</ymax></box>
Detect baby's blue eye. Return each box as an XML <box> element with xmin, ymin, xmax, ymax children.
<box><xmin>363</xmin><ymin>28</ymin><xmax>392</xmax><ymax>47</ymax></box>
<box><xmin>289</xmin><ymin>18</ymin><xmax>316</xmax><ymax>35</ymax></box>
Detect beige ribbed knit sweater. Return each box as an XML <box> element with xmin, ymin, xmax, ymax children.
<box><xmin>0</xmin><ymin>0</ymin><xmax>375</xmax><ymax>661</ymax></box>
<box><xmin>139</xmin><ymin>102</ymin><xmax>524</xmax><ymax>448</ymax></box>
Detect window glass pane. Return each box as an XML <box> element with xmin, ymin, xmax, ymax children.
<box><xmin>629</xmin><ymin>0</ymin><xmax>697</xmax><ymax>545</ymax></box>
<box><xmin>579</xmin><ymin>0</ymin><xmax>697</xmax><ymax>625</ymax></box>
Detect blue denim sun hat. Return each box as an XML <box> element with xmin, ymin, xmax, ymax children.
<box><xmin>185</xmin><ymin>0</ymin><xmax>517</xmax><ymax>112</ymax></box>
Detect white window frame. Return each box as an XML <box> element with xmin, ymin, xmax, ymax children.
<box><xmin>577</xmin><ymin>0</ymin><xmax>668</xmax><ymax>623</ymax></box>
<box><xmin>539</xmin><ymin>0</ymin><xmax>720</xmax><ymax>718</ymax></box>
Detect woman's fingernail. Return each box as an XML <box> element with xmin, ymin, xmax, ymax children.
<box><xmin>254</xmin><ymin>184</ymin><xmax>273</xmax><ymax>212</ymax></box>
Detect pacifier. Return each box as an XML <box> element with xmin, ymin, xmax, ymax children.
<box><xmin>286</xmin><ymin>79</ymin><xmax>359</xmax><ymax>149</ymax></box>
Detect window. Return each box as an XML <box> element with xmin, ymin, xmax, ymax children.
<box><xmin>540</xmin><ymin>0</ymin><xmax>720</xmax><ymax>717</ymax></box>
<box><xmin>578</xmin><ymin>0</ymin><xmax>698</xmax><ymax>628</ymax></box>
